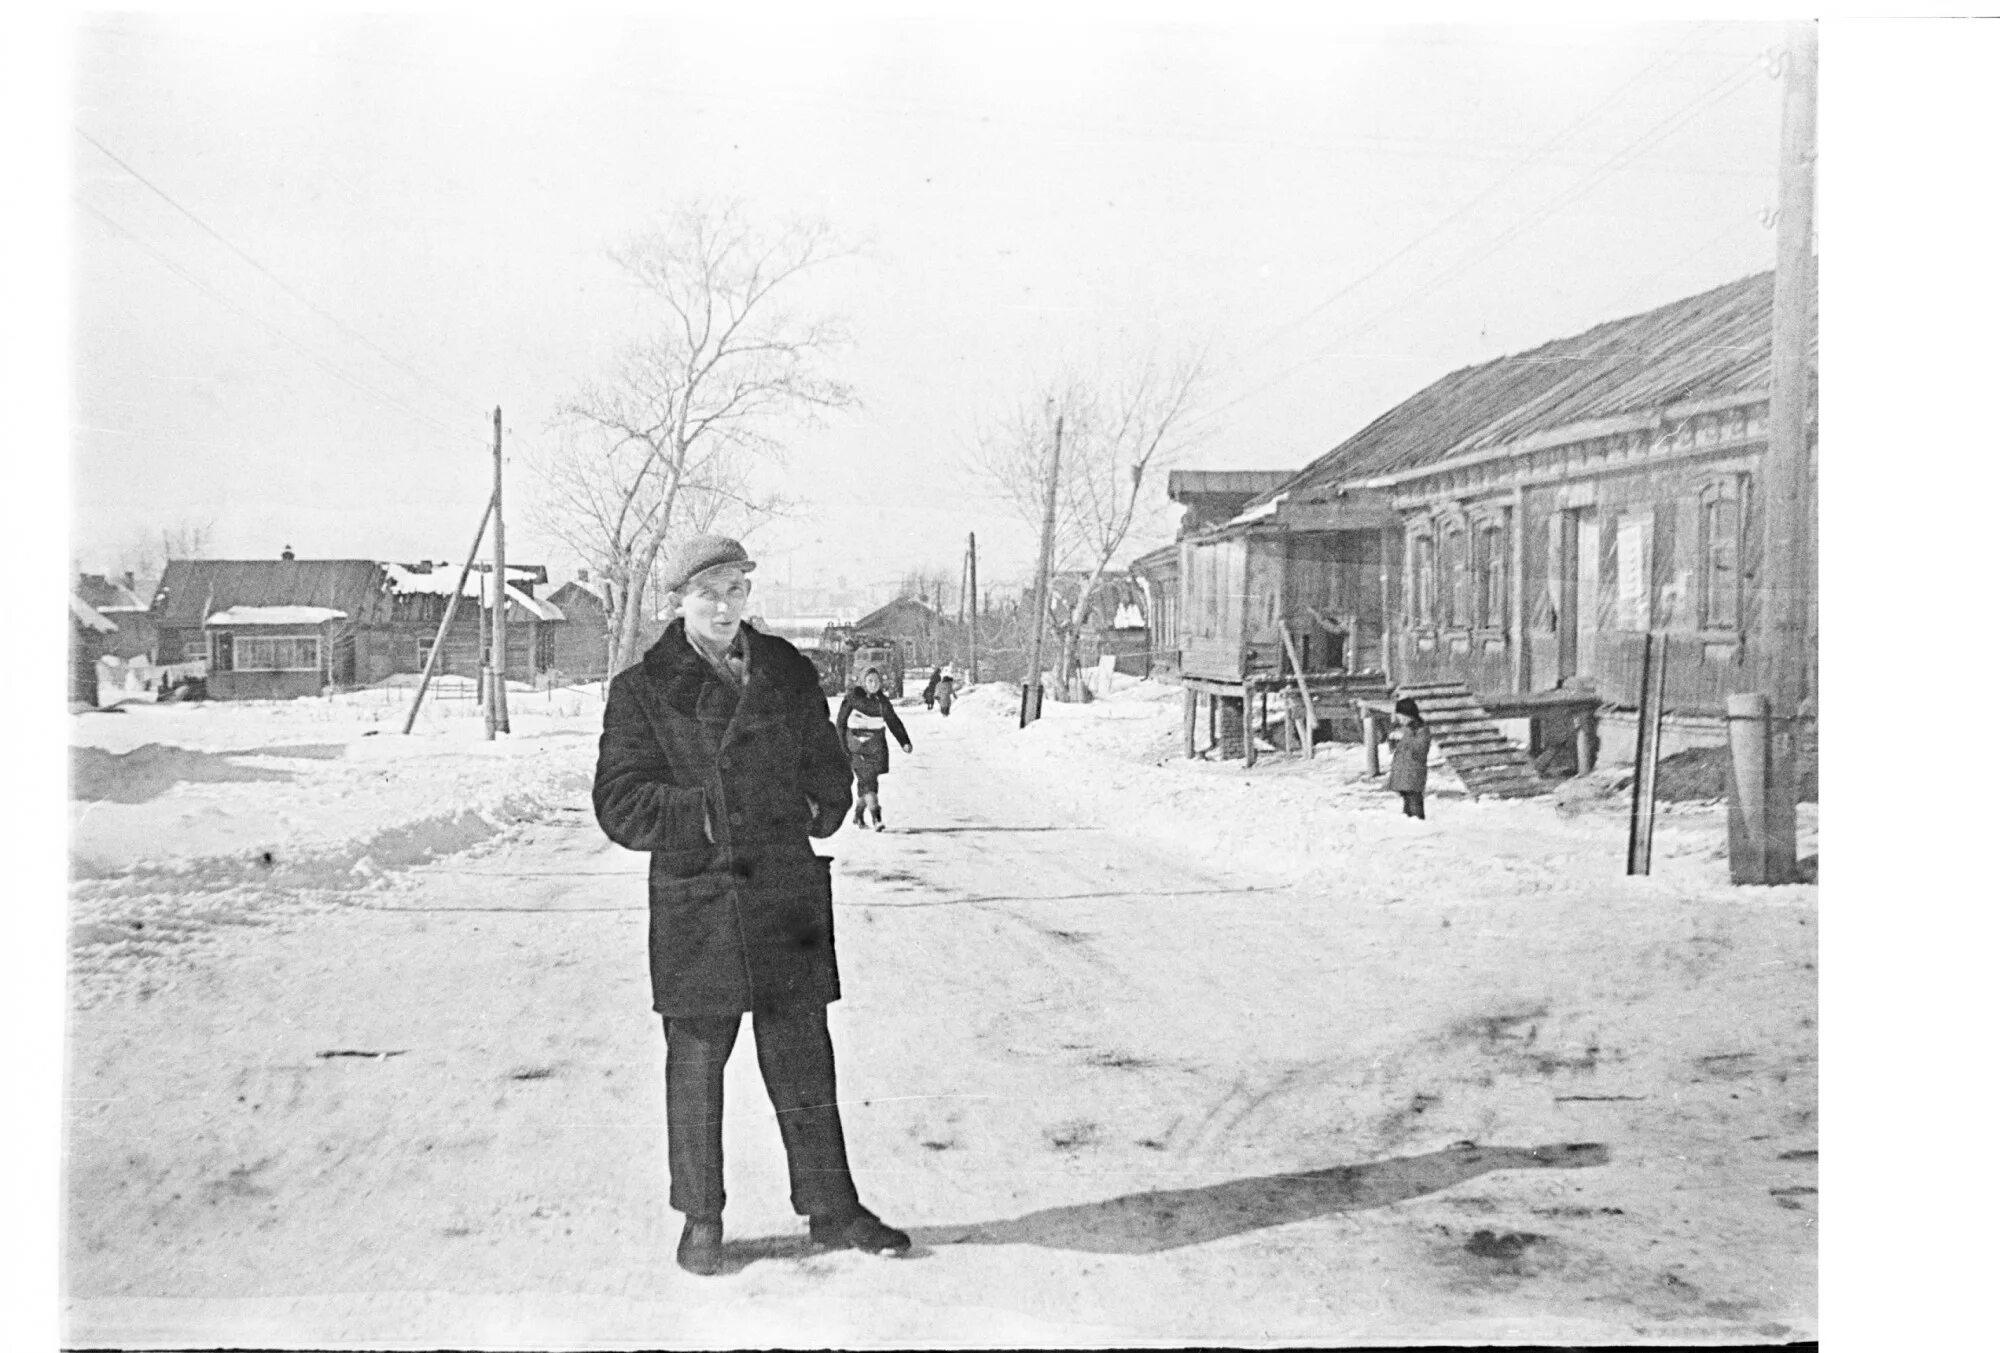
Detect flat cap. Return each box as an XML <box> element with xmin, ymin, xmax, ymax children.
<box><xmin>660</xmin><ymin>533</ymin><xmax>756</xmax><ymax>592</ymax></box>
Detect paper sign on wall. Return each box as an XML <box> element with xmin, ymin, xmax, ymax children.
<box><xmin>1616</xmin><ymin>516</ymin><xmax>1650</xmax><ymax>631</ymax></box>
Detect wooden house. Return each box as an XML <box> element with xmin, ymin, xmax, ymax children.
<box><xmin>1171</xmin><ymin>270</ymin><xmax>1816</xmax><ymax>768</ymax></box>
<box><xmin>151</xmin><ymin>558</ymin><xmax>395</xmax><ymax>696</ymax></box>
<box><xmin>1232</xmin><ymin>270</ymin><xmax>1814</xmax><ymax>716</ymax></box>
<box><xmin>75</xmin><ymin>573</ymin><xmax>155</xmax><ymax>662</ymax></box>
<box><xmin>70</xmin><ymin>595</ymin><xmax>118</xmax><ymax>706</ymax></box>
<box><xmin>381</xmin><ymin>561</ymin><xmax>566</xmax><ymax>686</ymax></box>
<box><xmin>850</xmin><ymin>596</ymin><xmax>962</xmax><ymax>675</ymax></box>
<box><xmin>543</xmin><ymin>573</ymin><xmax>613</xmax><ymax>680</ymax></box>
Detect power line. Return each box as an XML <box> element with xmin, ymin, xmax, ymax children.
<box><xmin>77</xmin><ymin>197</ymin><xmax>485</xmax><ymax>448</ymax></box>
<box><xmin>74</xmin><ymin>126</ymin><xmax>483</xmax><ymax>420</ymax></box>
<box><xmin>1182</xmin><ymin>57</ymin><xmax>1767</xmax><ymax>434</ymax></box>
<box><xmin>1232</xmin><ymin>23</ymin><xmax>1721</xmax><ymax>363</ymax></box>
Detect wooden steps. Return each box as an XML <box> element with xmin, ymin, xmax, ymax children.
<box><xmin>1395</xmin><ymin>680</ymin><xmax>1547</xmax><ymax>800</ymax></box>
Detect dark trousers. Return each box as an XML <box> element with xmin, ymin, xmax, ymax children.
<box><xmin>1400</xmin><ymin>791</ymin><xmax>1426</xmax><ymax>819</ymax></box>
<box><xmin>663</xmin><ymin>1006</ymin><xmax>862</xmax><ymax>1221</ymax></box>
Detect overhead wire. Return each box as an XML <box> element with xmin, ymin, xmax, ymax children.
<box><xmin>1231</xmin><ymin>22</ymin><xmax>1721</xmax><ymax>363</ymax></box>
<box><xmin>75</xmin><ymin>126</ymin><xmax>485</xmax><ymax>419</ymax></box>
<box><xmin>76</xmin><ymin>197</ymin><xmax>484</xmax><ymax>448</ymax></box>
<box><xmin>1181</xmin><ymin>55</ymin><xmax>1769</xmax><ymax>435</ymax></box>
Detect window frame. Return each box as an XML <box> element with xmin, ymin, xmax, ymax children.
<box><xmin>223</xmin><ymin>632</ymin><xmax>324</xmax><ymax>673</ymax></box>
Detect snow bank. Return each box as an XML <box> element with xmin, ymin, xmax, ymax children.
<box><xmin>68</xmin><ymin>682</ymin><xmax>608</xmax><ymax>1004</ymax></box>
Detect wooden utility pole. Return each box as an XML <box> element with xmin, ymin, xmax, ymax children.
<box><xmin>401</xmin><ymin>494</ymin><xmax>495</xmax><ymax>734</ymax></box>
<box><xmin>966</xmin><ymin>531</ymin><xmax>979</xmax><ymax>683</ymax></box>
<box><xmin>1021</xmin><ymin>413</ymin><xmax>1062</xmax><ymax>727</ymax></box>
<box><xmin>487</xmin><ymin>406</ymin><xmax>511</xmax><ymax>738</ymax></box>
<box><xmin>1732</xmin><ymin>24</ymin><xmax>1814</xmax><ymax>883</ymax></box>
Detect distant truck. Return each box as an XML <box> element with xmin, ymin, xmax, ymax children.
<box><xmin>812</xmin><ymin>626</ymin><xmax>905</xmax><ymax>698</ymax></box>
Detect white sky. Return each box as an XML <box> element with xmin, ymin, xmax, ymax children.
<box><xmin>70</xmin><ymin>12</ymin><xmax>1791</xmax><ymax>600</ymax></box>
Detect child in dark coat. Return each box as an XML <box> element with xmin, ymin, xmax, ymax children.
<box><xmin>837</xmin><ymin>667</ymin><xmax>912</xmax><ymax>830</ymax></box>
<box><xmin>1387</xmin><ymin>696</ymin><xmax>1431</xmax><ymax>819</ymax></box>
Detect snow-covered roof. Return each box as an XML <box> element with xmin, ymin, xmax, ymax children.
<box><xmin>382</xmin><ymin>563</ymin><xmax>563</xmax><ymax>621</ymax></box>
<box><xmin>71</xmin><ymin>594</ymin><xmax>118</xmax><ymax>633</ymax></box>
<box><xmin>205</xmin><ymin>605</ymin><xmax>348</xmax><ymax>626</ymax></box>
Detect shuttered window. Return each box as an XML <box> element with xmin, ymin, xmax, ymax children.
<box><xmin>1699</xmin><ymin>481</ymin><xmax>1744</xmax><ymax>631</ymax></box>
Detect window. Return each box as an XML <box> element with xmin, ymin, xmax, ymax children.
<box><xmin>227</xmin><ymin>634</ymin><xmax>322</xmax><ymax>672</ymax></box>
<box><xmin>1412</xmin><ymin>534</ymin><xmax>1436</xmax><ymax>624</ymax></box>
<box><xmin>1474</xmin><ymin>520</ymin><xmax>1508</xmax><ymax>629</ymax></box>
<box><xmin>1698</xmin><ymin>485</ymin><xmax>1743</xmax><ymax>630</ymax></box>
<box><xmin>1443</xmin><ymin>526</ymin><xmax>1469</xmax><ymax>627</ymax></box>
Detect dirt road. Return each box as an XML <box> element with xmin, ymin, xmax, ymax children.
<box><xmin>65</xmin><ymin>699</ymin><xmax>1816</xmax><ymax>1346</ymax></box>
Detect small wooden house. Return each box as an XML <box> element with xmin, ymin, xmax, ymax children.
<box><xmin>151</xmin><ymin>558</ymin><xmax>395</xmax><ymax>695</ymax></box>
<box><xmin>70</xmin><ymin>594</ymin><xmax>118</xmax><ymax>706</ymax></box>
<box><xmin>850</xmin><ymin>596</ymin><xmax>962</xmax><ymax>675</ymax></box>
<box><xmin>382</xmin><ymin>561</ymin><xmax>566</xmax><ymax>686</ymax></box>
<box><xmin>543</xmin><ymin>574</ymin><xmax>613</xmax><ymax>680</ymax></box>
<box><xmin>203</xmin><ymin>604</ymin><xmax>350</xmax><ymax>700</ymax></box>
<box><xmin>75</xmin><ymin>573</ymin><xmax>155</xmax><ymax>662</ymax></box>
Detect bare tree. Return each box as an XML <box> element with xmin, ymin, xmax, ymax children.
<box><xmin>538</xmin><ymin>202</ymin><xmax>856</xmax><ymax>671</ymax></box>
<box><xmin>159</xmin><ymin>518</ymin><xmax>215</xmax><ymax>563</ymax></box>
<box><xmin>972</xmin><ymin>349</ymin><xmax>1207</xmax><ymax>697</ymax></box>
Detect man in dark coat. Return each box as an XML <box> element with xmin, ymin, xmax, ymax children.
<box><xmin>593</xmin><ymin>533</ymin><xmax>910</xmax><ymax>1275</ymax></box>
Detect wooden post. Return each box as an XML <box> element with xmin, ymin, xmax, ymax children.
<box><xmin>402</xmin><ymin>495</ymin><xmax>495</xmax><ymax>734</ymax></box>
<box><xmin>1626</xmin><ymin>634</ymin><xmax>1668</xmax><ymax>875</ymax></box>
<box><xmin>1362</xmin><ymin>703</ymin><xmax>1381</xmax><ymax>776</ymax></box>
<box><xmin>1509</xmin><ymin>489</ymin><xmax>1528</xmax><ymax>693</ymax></box>
<box><xmin>1278</xmin><ymin>621</ymin><xmax>1316</xmax><ymax>761</ymax></box>
<box><xmin>1022</xmin><ymin>413</ymin><xmax>1062</xmax><ymax>728</ymax></box>
<box><xmin>487</xmin><ymin>406</ymin><xmax>510</xmax><ymax>738</ymax></box>
<box><xmin>1742</xmin><ymin>22</ymin><xmax>1814</xmax><ymax>883</ymax></box>
<box><xmin>1183</xmin><ymin>686</ymin><xmax>1198</xmax><ymax>759</ymax></box>
<box><xmin>967</xmin><ymin>532</ymin><xmax>979</xmax><ymax>683</ymax></box>
<box><xmin>1726</xmin><ymin>691</ymin><xmax>1797</xmax><ymax>885</ymax></box>
<box><xmin>1576</xmin><ymin>706</ymin><xmax>1600</xmax><ymax>773</ymax></box>
<box><xmin>1242</xmin><ymin>678</ymin><xmax>1257</xmax><ymax>768</ymax></box>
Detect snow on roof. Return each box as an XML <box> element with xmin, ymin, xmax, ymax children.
<box><xmin>382</xmin><ymin>564</ymin><xmax>563</xmax><ymax>620</ymax></box>
<box><xmin>71</xmin><ymin>594</ymin><xmax>119</xmax><ymax>633</ymax></box>
<box><xmin>205</xmin><ymin>605</ymin><xmax>348</xmax><ymax>626</ymax></box>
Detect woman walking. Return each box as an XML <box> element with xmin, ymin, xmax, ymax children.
<box><xmin>1387</xmin><ymin>695</ymin><xmax>1432</xmax><ymax>819</ymax></box>
<box><xmin>837</xmin><ymin>667</ymin><xmax>912</xmax><ymax>831</ymax></box>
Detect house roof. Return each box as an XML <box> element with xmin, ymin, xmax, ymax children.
<box><xmin>853</xmin><ymin>596</ymin><xmax>954</xmax><ymax>633</ymax></box>
<box><xmin>75</xmin><ymin>574</ymin><xmax>148</xmax><ymax>612</ymax></box>
<box><xmin>71</xmin><ymin>595</ymin><xmax>118</xmax><ymax>633</ymax></box>
<box><xmin>206</xmin><ymin>605</ymin><xmax>348</xmax><ymax>626</ymax></box>
<box><xmin>1245</xmin><ymin>270</ymin><xmax>1812</xmax><ymax>510</ymax></box>
<box><xmin>1166</xmin><ymin>470</ymin><xmax>1294</xmax><ymax>501</ymax></box>
<box><xmin>152</xmin><ymin>559</ymin><xmax>393</xmax><ymax>626</ymax></box>
<box><xmin>383</xmin><ymin>562</ymin><xmax>564</xmax><ymax>621</ymax></box>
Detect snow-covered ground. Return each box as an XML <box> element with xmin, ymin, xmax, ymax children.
<box><xmin>63</xmin><ymin>677</ymin><xmax>1816</xmax><ymax>1347</ymax></box>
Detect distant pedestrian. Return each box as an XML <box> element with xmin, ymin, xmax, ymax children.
<box><xmin>921</xmin><ymin>666</ymin><xmax>942</xmax><ymax>710</ymax></box>
<box><xmin>1388</xmin><ymin>696</ymin><xmax>1431</xmax><ymax>819</ymax></box>
<box><xmin>593</xmin><ymin>533</ymin><xmax>910</xmax><ymax>1276</ymax></box>
<box><xmin>837</xmin><ymin>667</ymin><xmax>912</xmax><ymax>831</ymax></box>
<box><xmin>934</xmin><ymin>665</ymin><xmax>957</xmax><ymax>717</ymax></box>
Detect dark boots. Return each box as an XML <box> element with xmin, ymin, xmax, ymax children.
<box><xmin>809</xmin><ymin>1205</ymin><xmax>911</xmax><ymax>1255</ymax></box>
<box><xmin>676</xmin><ymin>1215</ymin><xmax>725</xmax><ymax>1276</ymax></box>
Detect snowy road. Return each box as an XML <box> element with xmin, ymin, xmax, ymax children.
<box><xmin>65</xmin><ymin>689</ymin><xmax>1816</xmax><ymax>1346</ymax></box>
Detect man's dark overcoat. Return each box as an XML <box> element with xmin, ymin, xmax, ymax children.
<box><xmin>594</xmin><ymin>620</ymin><xmax>854</xmax><ymax>1018</ymax></box>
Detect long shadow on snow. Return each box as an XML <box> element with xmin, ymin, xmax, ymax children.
<box><xmin>70</xmin><ymin>744</ymin><xmax>298</xmax><ymax>804</ymax></box>
<box><xmin>717</xmin><ymin>1142</ymin><xmax>1608</xmax><ymax>1270</ymax></box>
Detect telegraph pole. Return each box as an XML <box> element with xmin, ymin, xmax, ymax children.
<box><xmin>966</xmin><ymin>530</ymin><xmax>979</xmax><ymax>683</ymax></box>
<box><xmin>1732</xmin><ymin>25</ymin><xmax>1813</xmax><ymax>883</ymax></box>
<box><xmin>487</xmin><ymin>406</ymin><xmax>511</xmax><ymax>738</ymax></box>
<box><xmin>1021</xmin><ymin>412</ymin><xmax>1062</xmax><ymax>728</ymax></box>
